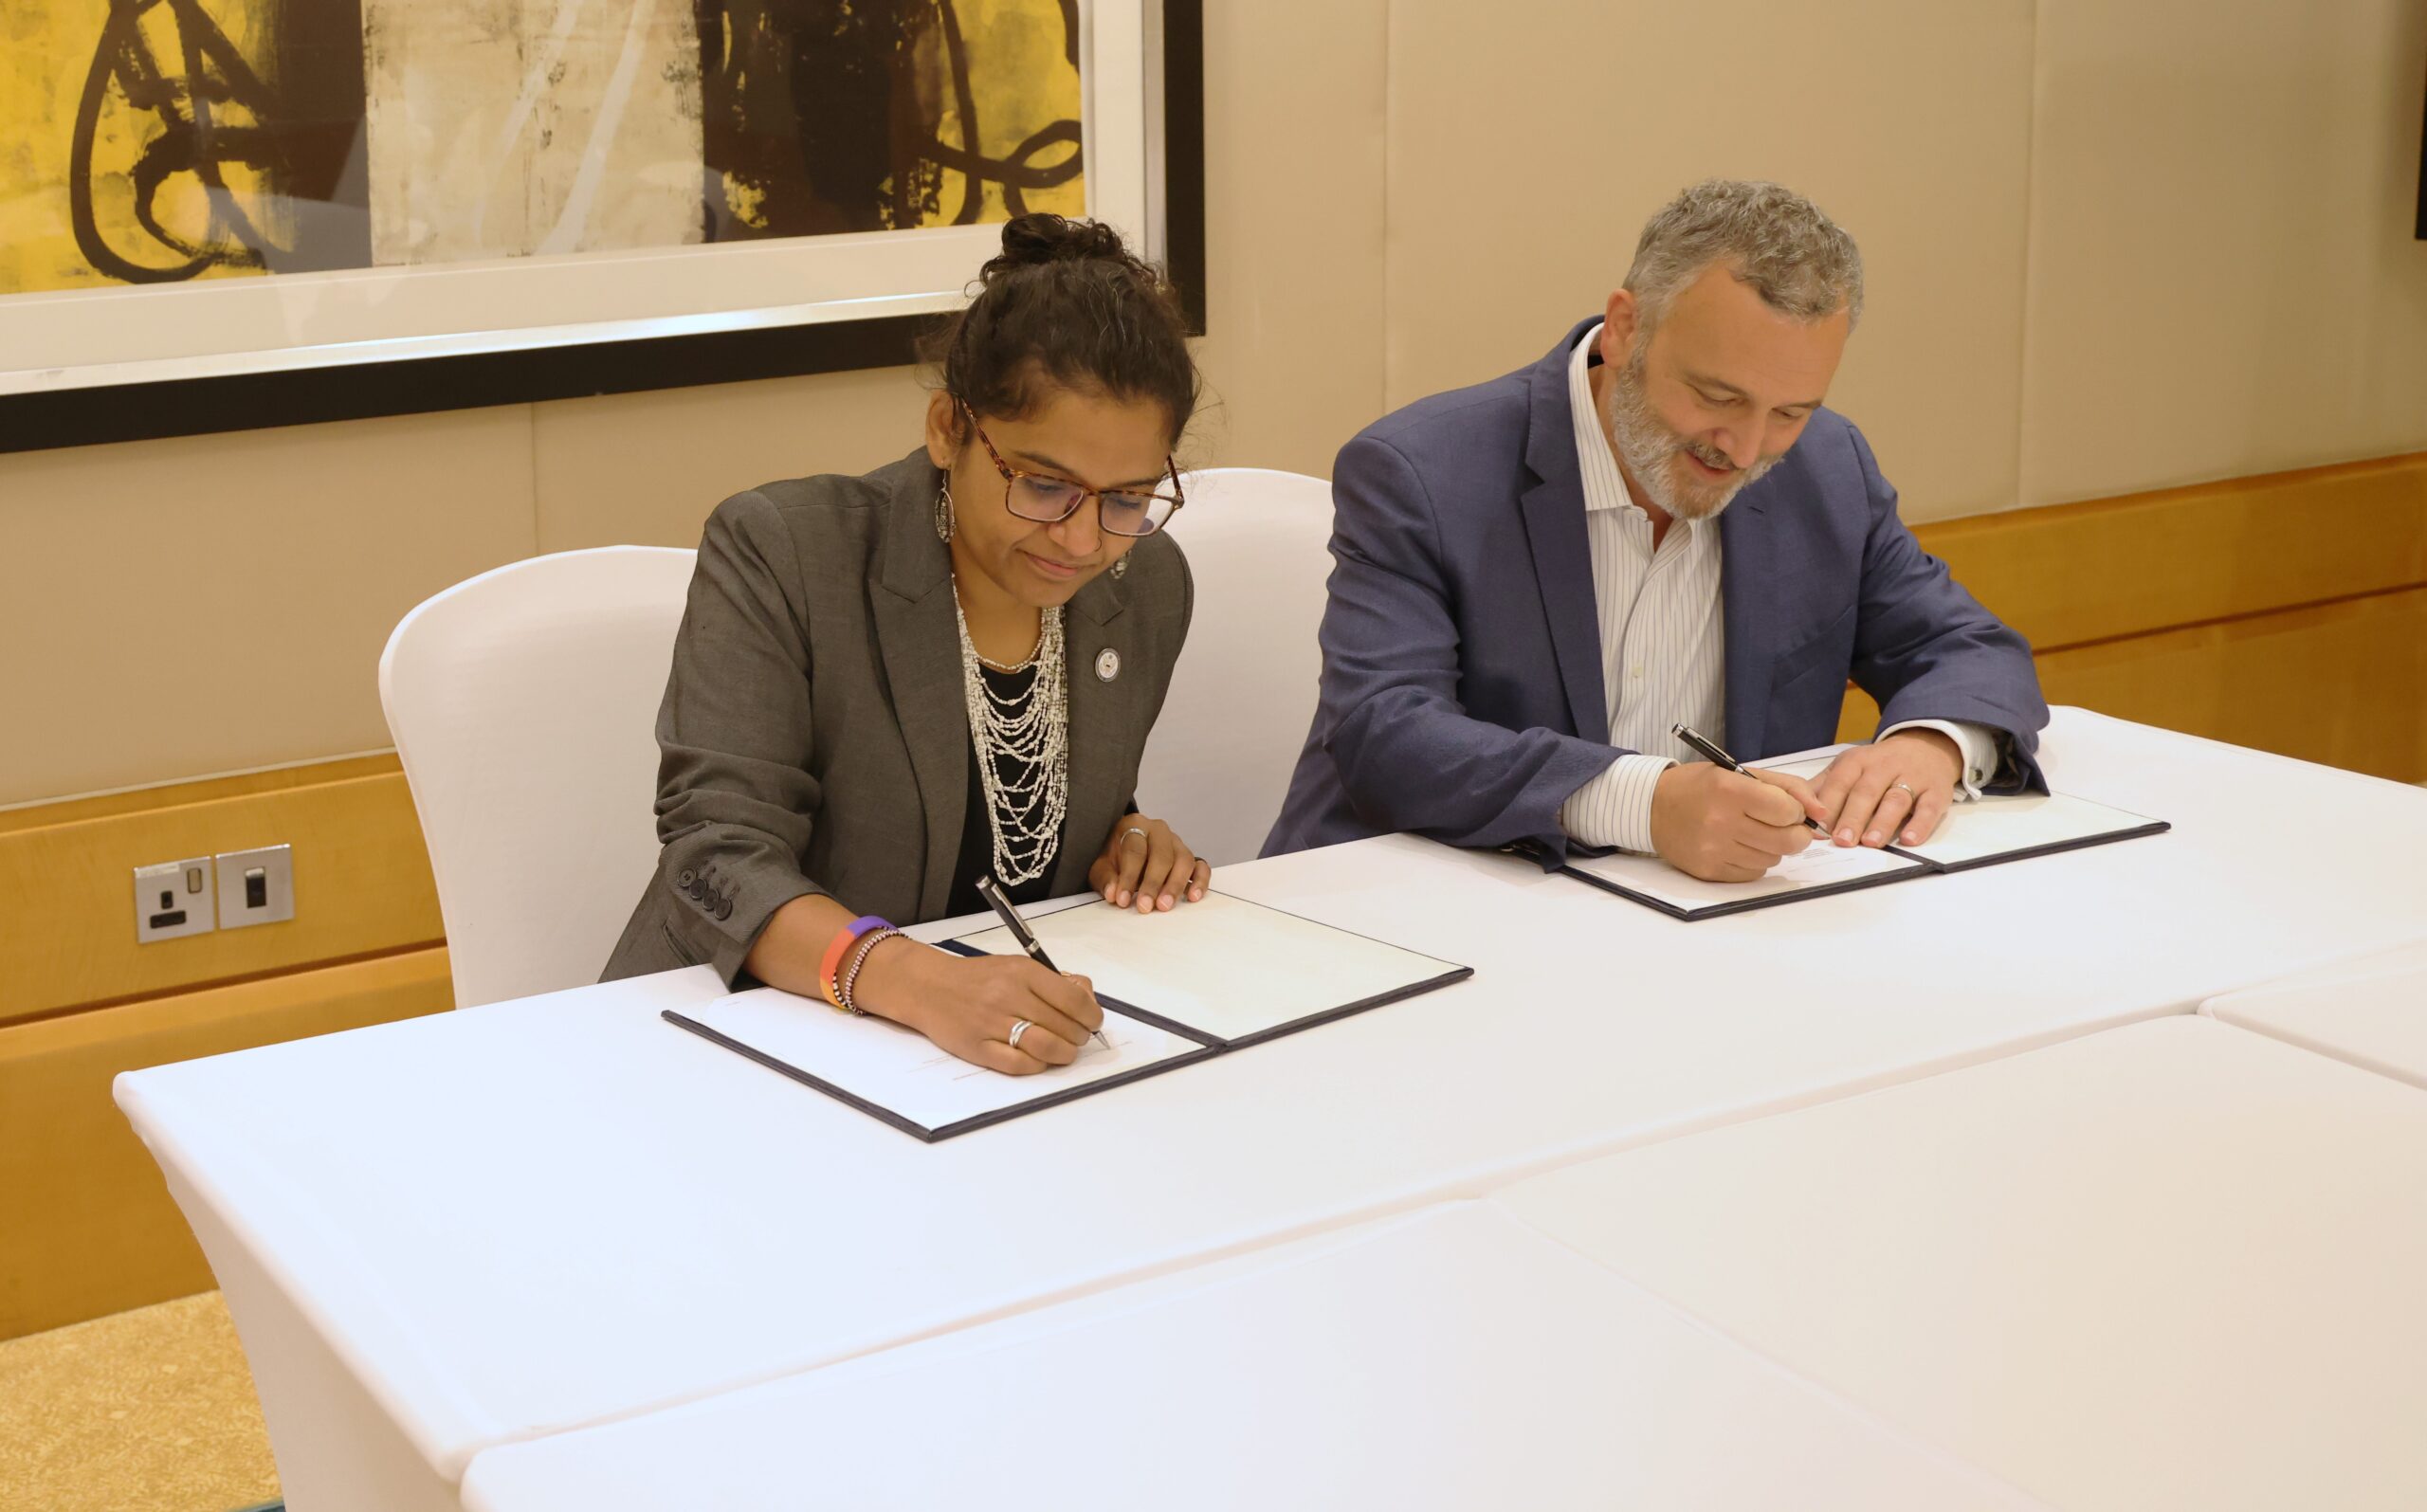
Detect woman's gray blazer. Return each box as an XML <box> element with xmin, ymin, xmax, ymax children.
<box><xmin>602</xmin><ymin>449</ymin><xmax>1194</xmax><ymax>987</ymax></box>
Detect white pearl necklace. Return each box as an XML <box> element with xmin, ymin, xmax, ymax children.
<box><xmin>954</xmin><ymin>596</ymin><xmax>1068</xmax><ymax>886</ymax></box>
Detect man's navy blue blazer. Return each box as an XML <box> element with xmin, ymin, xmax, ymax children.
<box><xmin>1264</xmin><ymin>318</ymin><xmax>2050</xmax><ymax>861</ymax></box>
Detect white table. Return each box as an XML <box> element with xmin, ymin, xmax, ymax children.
<box><xmin>458</xmin><ymin>1202</ymin><xmax>2048</xmax><ymax>1511</ymax></box>
<box><xmin>1492</xmin><ymin>1016</ymin><xmax>2427</xmax><ymax>1511</ymax></box>
<box><xmin>2203</xmin><ymin>939</ymin><xmax>2427</xmax><ymax>1089</ymax></box>
<box><xmin>114</xmin><ymin>710</ymin><xmax>2427</xmax><ymax>1509</ymax></box>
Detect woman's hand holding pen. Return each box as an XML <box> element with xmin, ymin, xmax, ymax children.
<box><xmin>1089</xmin><ymin>814</ymin><xmax>1211</xmax><ymax>914</ymax></box>
<box><xmin>1650</xmin><ymin>762</ymin><xmax>1831</xmax><ymax>883</ymax></box>
<box><xmin>851</xmin><ymin>939</ymin><xmax>1104</xmax><ymax>1076</ymax></box>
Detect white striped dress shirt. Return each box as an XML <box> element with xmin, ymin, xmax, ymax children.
<box><xmin>1556</xmin><ymin>324</ymin><xmax>1992</xmax><ymax>851</ymax></box>
<box><xmin>1556</xmin><ymin>326</ymin><xmax>1724</xmax><ymax>851</ymax></box>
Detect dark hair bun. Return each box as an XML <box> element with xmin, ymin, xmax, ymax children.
<box><xmin>926</xmin><ymin>212</ymin><xmax>1199</xmax><ymax>446</ymax></box>
<box><xmin>986</xmin><ymin>213</ymin><xmax>1137</xmax><ymax>278</ymax></box>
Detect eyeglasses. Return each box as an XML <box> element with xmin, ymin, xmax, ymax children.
<box><xmin>958</xmin><ymin>399</ymin><xmax>1185</xmax><ymax>538</ymax></box>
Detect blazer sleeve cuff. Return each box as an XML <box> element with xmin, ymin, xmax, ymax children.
<box><xmin>659</xmin><ymin>864</ymin><xmax>829</xmax><ymax>990</ymax></box>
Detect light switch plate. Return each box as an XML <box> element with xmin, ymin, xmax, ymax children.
<box><xmin>214</xmin><ymin>843</ymin><xmax>295</xmax><ymax>930</ymax></box>
<box><xmin>135</xmin><ymin>858</ymin><xmax>216</xmax><ymax>942</ymax></box>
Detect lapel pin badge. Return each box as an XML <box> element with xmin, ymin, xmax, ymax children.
<box><xmin>1095</xmin><ymin>647</ymin><xmax>1121</xmax><ymax>683</ymax></box>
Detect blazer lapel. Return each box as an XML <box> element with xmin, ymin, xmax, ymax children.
<box><xmin>1051</xmin><ymin>566</ymin><xmax>1138</xmax><ymax>898</ymax></box>
<box><xmin>1719</xmin><ymin>489</ymin><xmax>1775</xmax><ymax>758</ymax></box>
<box><xmin>870</xmin><ymin>458</ymin><xmax>970</xmax><ymax>922</ymax></box>
<box><xmin>1520</xmin><ymin>319</ymin><xmax>1613</xmax><ymax>745</ymax></box>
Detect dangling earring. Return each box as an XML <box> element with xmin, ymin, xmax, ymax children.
<box><xmin>933</xmin><ymin>481</ymin><xmax>955</xmax><ymax>544</ymax></box>
<box><xmin>1109</xmin><ymin>555</ymin><xmax>1129</xmax><ymax>580</ymax></box>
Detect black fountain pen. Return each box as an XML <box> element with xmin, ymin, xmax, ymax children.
<box><xmin>974</xmin><ymin>874</ymin><xmax>1111</xmax><ymax>1050</ymax></box>
<box><xmin>1670</xmin><ymin>722</ymin><xmax>1833</xmax><ymax>838</ymax></box>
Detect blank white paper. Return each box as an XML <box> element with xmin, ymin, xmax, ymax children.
<box><xmin>1897</xmin><ymin>791</ymin><xmax>2162</xmax><ymax>867</ymax></box>
<box><xmin>1566</xmin><ymin>840</ymin><xmax>1925</xmax><ymax>914</ymax></box>
<box><xmin>950</xmin><ymin>892</ymin><xmax>1464</xmax><ymax>1044</ymax></box>
<box><xmin>681</xmin><ymin>988</ymin><xmax>1207</xmax><ymax>1134</ymax></box>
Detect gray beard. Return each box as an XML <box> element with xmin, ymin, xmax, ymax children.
<box><xmin>1601</xmin><ymin>348</ymin><xmax>1782</xmax><ymax>521</ymax></box>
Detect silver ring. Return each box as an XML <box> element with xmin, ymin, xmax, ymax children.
<box><xmin>1890</xmin><ymin>781</ymin><xmax>1916</xmax><ymax>795</ymax></box>
<box><xmin>1008</xmin><ymin>1018</ymin><xmax>1032</xmax><ymax>1050</ymax></box>
<box><xmin>1120</xmin><ymin>826</ymin><xmax>1149</xmax><ymax>847</ymax></box>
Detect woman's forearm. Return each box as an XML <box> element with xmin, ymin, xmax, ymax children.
<box><xmin>744</xmin><ymin>894</ymin><xmax>935</xmax><ymax>1033</ymax></box>
<box><xmin>743</xmin><ymin>894</ymin><xmax>866</xmax><ymax>1000</ymax></box>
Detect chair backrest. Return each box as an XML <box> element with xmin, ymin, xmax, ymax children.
<box><xmin>1137</xmin><ymin>467</ymin><xmax>1335</xmax><ymax>867</ymax></box>
<box><xmin>379</xmin><ymin>547</ymin><xmax>696</xmax><ymax>1009</ymax></box>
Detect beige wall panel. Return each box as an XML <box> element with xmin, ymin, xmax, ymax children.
<box><xmin>1381</xmin><ymin>0</ymin><xmax>2035</xmax><ymax>520</ymax></box>
<box><xmin>0</xmin><ymin>409</ymin><xmax>537</xmax><ymax>806</ymax></box>
<box><xmin>532</xmin><ymin>367</ymin><xmax>932</xmax><ymax>552</ymax></box>
<box><xmin>2020</xmin><ymin>0</ymin><xmax>2427</xmax><ymax>504</ymax></box>
<box><xmin>1188</xmin><ymin>0</ymin><xmax>1390</xmax><ymax>478</ymax></box>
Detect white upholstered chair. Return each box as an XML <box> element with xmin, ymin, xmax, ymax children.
<box><xmin>1136</xmin><ymin>466</ymin><xmax>1336</xmax><ymax>867</ymax></box>
<box><xmin>379</xmin><ymin>547</ymin><xmax>696</xmax><ymax>1009</ymax></box>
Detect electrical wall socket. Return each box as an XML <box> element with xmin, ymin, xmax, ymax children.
<box><xmin>135</xmin><ymin>857</ymin><xmax>216</xmax><ymax>942</ymax></box>
<box><xmin>214</xmin><ymin>843</ymin><xmax>295</xmax><ymax>930</ymax></box>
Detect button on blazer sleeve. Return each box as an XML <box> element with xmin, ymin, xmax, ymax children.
<box><xmin>1844</xmin><ymin>426</ymin><xmax>2051</xmax><ymax>792</ymax></box>
<box><xmin>651</xmin><ymin>489</ymin><xmax>830</xmax><ymax>984</ymax></box>
<box><xmin>1315</xmin><ymin>434</ymin><xmax>1619</xmax><ymax>851</ymax></box>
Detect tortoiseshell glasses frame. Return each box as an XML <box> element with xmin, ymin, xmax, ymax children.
<box><xmin>958</xmin><ymin>399</ymin><xmax>1186</xmax><ymax>538</ymax></box>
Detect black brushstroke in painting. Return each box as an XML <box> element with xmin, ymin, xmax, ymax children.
<box><xmin>71</xmin><ymin>0</ymin><xmax>369</xmax><ymax>284</ymax></box>
<box><xmin>695</xmin><ymin>0</ymin><xmax>1082</xmax><ymax>241</ymax></box>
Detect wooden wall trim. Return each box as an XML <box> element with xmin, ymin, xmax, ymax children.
<box><xmin>1911</xmin><ymin>450</ymin><xmax>2427</xmax><ymax>652</ymax></box>
<box><xmin>0</xmin><ymin>753</ymin><xmax>404</xmax><ymax>834</ymax></box>
<box><xmin>0</xmin><ymin>948</ymin><xmax>454</xmax><ymax>1340</ymax></box>
<box><xmin>1834</xmin><ymin>450</ymin><xmax>2427</xmax><ymax>784</ymax></box>
<box><xmin>2033</xmin><ymin>587</ymin><xmax>2427</xmax><ymax>779</ymax></box>
<box><xmin>0</xmin><ymin>763</ymin><xmax>441</xmax><ymax>1027</ymax></box>
<box><xmin>1842</xmin><ymin>586</ymin><xmax>2427</xmax><ymax>783</ymax></box>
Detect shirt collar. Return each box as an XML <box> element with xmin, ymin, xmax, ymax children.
<box><xmin>1567</xmin><ymin>321</ymin><xmax>1651</xmax><ymax>519</ymax></box>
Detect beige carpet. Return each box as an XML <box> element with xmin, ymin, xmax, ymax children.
<box><xmin>0</xmin><ymin>1291</ymin><xmax>279</xmax><ymax>1512</ymax></box>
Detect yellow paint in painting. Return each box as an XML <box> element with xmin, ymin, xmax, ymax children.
<box><xmin>925</xmin><ymin>0</ymin><xmax>1086</xmax><ymax>227</ymax></box>
<box><xmin>0</xmin><ymin>0</ymin><xmax>99</xmax><ymax>296</ymax></box>
<box><xmin>0</xmin><ymin>0</ymin><xmax>273</xmax><ymax>295</ymax></box>
<box><xmin>721</xmin><ymin>173</ymin><xmax>771</xmax><ymax>230</ymax></box>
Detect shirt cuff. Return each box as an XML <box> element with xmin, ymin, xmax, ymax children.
<box><xmin>1560</xmin><ymin>753</ymin><xmax>1674</xmax><ymax>852</ymax></box>
<box><xmin>1878</xmin><ymin>719</ymin><xmax>1995</xmax><ymax>801</ymax></box>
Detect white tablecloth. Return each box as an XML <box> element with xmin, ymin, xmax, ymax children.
<box><xmin>111</xmin><ymin>710</ymin><xmax>2427</xmax><ymax>1506</ymax></box>
<box><xmin>1492</xmin><ymin>1016</ymin><xmax>2427</xmax><ymax>1511</ymax></box>
<box><xmin>459</xmin><ymin>1202</ymin><xmax>2049</xmax><ymax>1511</ymax></box>
<box><xmin>2203</xmin><ymin>938</ymin><xmax>2427</xmax><ymax>1088</ymax></box>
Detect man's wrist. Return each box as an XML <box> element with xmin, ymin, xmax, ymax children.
<box><xmin>1877</xmin><ymin>720</ymin><xmax>1987</xmax><ymax>794</ymax></box>
<box><xmin>1882</xmin><ymin>724</ymin><xmax>1962</xmax><ymax>770</ymax></box>
<box><xmin>1561</xmin><ymin>752</ymin><xmax>1672</xmax><ymax>851</ymax></box>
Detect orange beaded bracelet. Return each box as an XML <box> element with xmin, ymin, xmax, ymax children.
<box><xmin>818</xmin><ymin>916</ymin><xmax>889</xmax><ymax>1012</ymax></box>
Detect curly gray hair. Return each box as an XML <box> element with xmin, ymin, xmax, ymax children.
<box><xmin>1624</xmin><ymin>179</ymin><xmax>1864</xmax><ymax>334</ymax></box>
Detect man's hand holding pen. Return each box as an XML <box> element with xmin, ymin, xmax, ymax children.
<box><xmin>1649</xmin><ymin>761</ymin><xmax>1829</xmax><ymax>883</ymax></box>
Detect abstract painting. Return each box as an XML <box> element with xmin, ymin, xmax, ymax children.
<box><xmin>0</xmin><ymin>0</ymin><xmax>1086</xmax><ymax>296</ymax></box>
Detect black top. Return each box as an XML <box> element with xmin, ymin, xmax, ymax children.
<box><xmin>944</xmin><ymin>662</ymin><xmax>1064</xmax><ymax>919</ymax></box>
